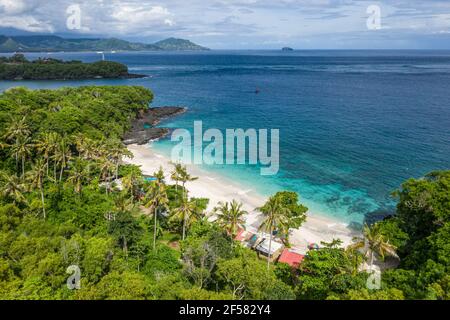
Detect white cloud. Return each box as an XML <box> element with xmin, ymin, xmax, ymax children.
<box><xmin>83</xmin><ymin>2</ymin><xmax>175</xmax><ymax>35</ymax></box>
<box><xmin>0</xmin><ymin>15</ymin><xmax>53</xmax><ymax>32</ymax></box>
<box><xmin>0</xmin><ymin>0</ymin><xmax>449</xmax><ymax>48</ymax></box>
<box><xmin>0</xmin><ymin>0</ymin><xmax>32</xmax><ymax>15</ymax></box>
<box><xmin>111</xmin><ymin>4</ymin><xmax>171</xmax><ymax>23</ymax></box>
<box><xmin>164</xmin><ymin>19</ymin><xmax>175</xmax><ymax>26</ymax></box>
<box><xmin>0</xmin><ymin>0</ymin><xmax>53</xmax><ymax>32</ymax></box>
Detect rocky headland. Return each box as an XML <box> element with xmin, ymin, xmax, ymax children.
<box><xmin>123</xmin><ymin>106</ymin><xmax>186</xmax><ymax>145</ymax></box>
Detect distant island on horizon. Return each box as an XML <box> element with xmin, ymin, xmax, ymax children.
<box><xmin>0</xmin><ymin>54</ymin><xmax>145</xmax><ymax>80</ymax></box>
<box><xmin>0</xmin><ymin>35</ymin><xmax>209</xmax><ymax>53</ymax></box>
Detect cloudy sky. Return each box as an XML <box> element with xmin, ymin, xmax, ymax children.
<box><xmin>1</xmin><ymin>0</ymin><xmax>450</xmax><ymax>49</ymax></box>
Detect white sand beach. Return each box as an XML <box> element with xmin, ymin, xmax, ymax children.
<box><xmin>125</xmin><ymin>144</ymin><xmax>360</xmax><ymax>254</ymax></box>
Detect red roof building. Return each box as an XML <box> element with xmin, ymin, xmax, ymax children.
<box><xmin>278</xmin><ymin>249</ymin><xmax>304</xmax><ymax>268</ymax></box>
<box><xmin>234</xmin><ymin>228</ymin><xmax>246</xmax><ymax>241</ymax></box>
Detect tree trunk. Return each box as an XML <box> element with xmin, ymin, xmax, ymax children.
<box><xmin>21</xmin><ymin>156</ymin><xmax>25</xmax><ymax>178</ymax></box>
<box><xmin>59</xmin><ymin>164</ymin><xmax>64</xmax><ymax>182</ymax></box>
<box><xmin>153</xmin><ymin>207</ymin><xmax>157</xmax><ymax>251</ymax></box>
<box><xmin>123</xmin><ymin>235</ymin><xmax>128</xmax><ymax>257</ymax></box>
<box><xmin>40</xmin><ymin>185</ymin><xmax>46</xmax><ymax>219</ymax></box>
<box><xmin>370</xmin><ymin>250</ymin><xmax>374</xmax><ymax>267</ymax></box>
<box><xmin>59</xmin><ymin>154</ymin><xmax>65</xmax><ymax>182</ymax></box>
<box><xmin>182</xmin><ymin>213</ymin><xmax>186</xmax><ymax>240</ymax></box>
<box><xmin>267</xmin><ymin>230</ymin><xmax>273</xmax><ymax>271</ymax></box>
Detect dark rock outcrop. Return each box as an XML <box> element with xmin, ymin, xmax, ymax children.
<box><xmin>123</xmin><ymin>127</ymin><xmax>170</xmax><ymax>145</ymax></box>
<box><xmin>123</xmin><ymin>106</ymin><xmax>186</xmax><ymax>145</ymax></box>
<box><xmin>146</xmin><ymin>107</ymin><xmax>187</xmax><ymax>126</ymax></box>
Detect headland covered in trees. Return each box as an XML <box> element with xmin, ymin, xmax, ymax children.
<box><xmin>0</xmin><ymin>85</ymin><xmax>448</xmax><ymax>300</ymax></box>
<box><xmin>0</xmin><ymin>54</ymin><xmax>145</xmax><ymax>80</ymax></box>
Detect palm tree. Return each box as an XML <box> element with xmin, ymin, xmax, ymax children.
<box><xmin>190</xmin><ymin>200</ymin><xmax>207</xmax><ymax>224</ymax></box>
<box><xmin>51</xmin><ymin>137</ymin><xmax>72</xmax><ymax>182</ymax></box>
<box><xmin>98</xmin><ymin>157</ymin><xmax>115</xmax><ymax>195</ymax></box>
<box><xmin>179</xmin><ymin>166</ymin><xmax>198</xmax><ymax>197</ymax></box>
<box><xmin>74</xmin><ymin>134</ymin><xmax>97</xmax><ymax>161</ymax></box>
<box><xmin>257</xmin><ymin>196</ymin><xmax>290</xmax><ymax>270</ymax></box>
<box><xmin>214</xmin><ymin>200</ymin><xmax>247</xmax><ymax>239</ymax></box>
<box><xmin>153</xmin><ymin>220</ymin><xmax>164</xmax><ymax>241</ymax></box>
<box><xmin>0</xmin><ymin>172</ymin><xmax>26</xmax><ymax>205</ymax></box>
<box><xmin>171</xmin><ymin>195</ymin><xmax>196</xmax><ymax>241</ymax></box>
<box><xmin>35</xmin><ymin>132</ymin><xmax>58</xmax><ymax>177</ymax></box>
<box><xmin>350</xmin><ymin>223</ymin><xmax>398</xmax><ymax>268</ymax></box>
<box><xmin>344</xmin><ymin>246</ymin><xmax>365</xmax><ymax>276</ymax></box>
<box><xmin>122</xmin><ymin>170</ymin><xmax>143</xmax><ymax>201</ymax></box>
<box><xmin>154</xmin><ymin>166</ymin><xmax>165</xmax><ymax>185</ymax></box>
<box><xmin>113</xmin><ymin>192</ymin><xmax>136</xmax><ymax>214</ymax></box>
<box><xmin>144</xmin><ymin>182</ymin><xmax>169</xmax><ymax>251</ymax></box>
<box><xmin>2</xmin><ymin>116</ymin><xmax>30</xmax><ymax>143</ymax></box>
<box><xmin>105</xmin><ymin>191</ymin><xmax>140</xmax><ymax>225</ymax></box>
<box><xmin>52</xmin><ymin>137</ymin><xmax>72</xmax><ymax>182</ymax></box>
<box><xmin>94</xmin><ymin>139</ymin><xmax>109</xmax><ymax>160</ymax></box>
<box><xmin>67</xmin><ymin>159</ymin><xmax>90</xmax><ymax>194</ymax></box>
<box><xmin>39</xmin><ymin>133</ymin><xmax>61</xmax><ymax>179</ymax></box>
<box><xmin>170</xmin><ymin>162</ymin><xmax>183</xmax><ymax>190</ymax></box>
<box><xmin>0</xmin><ymin>141</ymin><xmax>9</xmax><ymax>151</ymax></box>
<box><xmin>109</xmin><ymin>142</ymin><xmax>133</xmax><ymax>180</ymax></box>
<box><xmin>26</xmin><ymin>159</ymin><xmax>47</xmax><ymax>219</ymax></box>
<box><xmin>73</xmin><ymin>133</ymin><xmax>85</xmax><ymax>155</ymax></box>
<box><xmin>11</xmin><ymin>136</ymin><xmax>33</xmax><ymax>177</ymax></box>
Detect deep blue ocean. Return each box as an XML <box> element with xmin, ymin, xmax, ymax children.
<box><xmin>1</xmin><ymin>50</ymin><xmax>450</xmax><ymax>225</ymax></box>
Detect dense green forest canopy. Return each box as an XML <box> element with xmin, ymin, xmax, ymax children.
<box><xmin>0</xmin><ymin>54</ymin><xmax>136</xmax><ymax>80</ymax></box>
<box><xmin>0</xmin><ymin>86</ymin><xmax>448</xmax><ymax>300</ymax></box>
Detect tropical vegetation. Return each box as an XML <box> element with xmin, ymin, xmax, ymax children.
<box><xmin>0</xmin><ymin>54</ymin><xmax>135</xmax><ymax>80</ymax></box>
<box><xmin>0</xmin><ymin>85</ymin><xmax>448</xmax><ymax>300</ymax></box>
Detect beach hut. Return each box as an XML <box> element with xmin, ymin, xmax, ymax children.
<box><xmin>255</xmin><ymin>239</ymin><xmax>284</xmax><ymax>261</ymax></box>
<box><xmin>248</xmin><ymin>233</ymin><xmax>263</xmax><ymax>248</ymax></box>
<box><xmin>278</xmin><ymin>249</ymin><xmax>304</xmax><ymax>268</ymax></box>
<box><xmin>236</xmin><ymin>231</ymin><xmax>259</xmax><ymax>248</ymax></box>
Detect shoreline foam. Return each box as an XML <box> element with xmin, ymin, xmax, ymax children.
<box><xmin>125</xmin><ymin>143</ymin><xmax>360</xmax><ymax>254</ymax></box>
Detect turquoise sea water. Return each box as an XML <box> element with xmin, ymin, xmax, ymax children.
<box><xmin>1</xmin><ymin>50</ymin><xmax>450</xmax><ymax>225</ymax></box>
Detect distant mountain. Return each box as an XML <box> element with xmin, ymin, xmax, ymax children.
<box><xmin>153</xmin><ymin>38</ymin><xmax>208</xmax><ymax>51</ymax></box>
<box><xmin>0</xmin><ymin>35</ymin><xmax>209</xmax><ymax>52</ymax></box>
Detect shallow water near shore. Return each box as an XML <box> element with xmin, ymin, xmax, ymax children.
<box><xmin>1</xmin><ymin>50</ymin><xmax>450</xmax><ymax>225</ymax></box>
